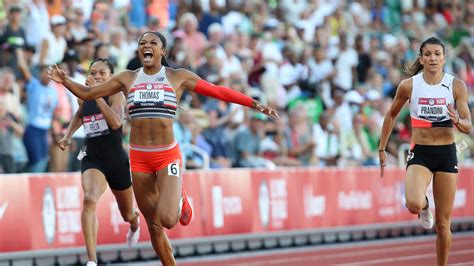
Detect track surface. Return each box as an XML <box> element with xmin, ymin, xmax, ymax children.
<box><xmin>118</xmin><ymin>232</ymin><xmax>474</xmax><ymax>265</ymax></box>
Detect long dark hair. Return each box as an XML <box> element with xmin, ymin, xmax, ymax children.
<box><xmin>89</xmin><ymin>58</ymin><xmax>114</xmax><ymax>74</ymax></box>
<box><xmin>404</xmin><ymin>36</ymin><xmax>445</xmax><ymax>76</ymax></box>
<box><xmin>138</xmin><ymin>31</ymin><xmax>170</xmax><ymax>67</ymax></box>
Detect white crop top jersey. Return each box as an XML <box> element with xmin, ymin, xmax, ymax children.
<box><xmin>127</xmin><ymin>67</ymin><xmax>178</xmax><ymax>119</ymax></box>
<box><xmin>409</xmin><ymin>72</ymin><xmax>455</xmax><ymax>128</ymax></box>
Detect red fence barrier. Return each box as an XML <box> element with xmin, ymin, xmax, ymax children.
<box><xmin>1</xmin><ymin>167</ymin><xmax>473</xmax><ymax>252</ymax></box>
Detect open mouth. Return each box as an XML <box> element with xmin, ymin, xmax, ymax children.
<box><xmin>143</xmin><ymin>51</ymin><xmax>153</xmax><ymax>61</ymax></box>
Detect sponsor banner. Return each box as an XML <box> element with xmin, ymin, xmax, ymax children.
<box><xmin>167</xmin><ymin>171</ymin><xmax>204</xmax><ymax>239</ymax></box>
<box><xmin>28</xmin><ymin>174</ymin><xmax>84</xmax><ymax>249</ymax></box>
<box><xmin>199</xmin><ymin>169</ymin><xmax>253</xmax><ymax>235</ymax></box>
<box><xmin>250</xmin><ymin>169</ymin><xmax>305</xmax><ymax>231</ymax></box>
<box><xmin>374</xmin><ymin>168</ymin><xmax>411</xmax><ymax>223</ymax></box>
<box><xmin>95</xmin><ymin>186</ymin><xmax>151</xmax><ymax>245</ymax></box>
<box><xmin>451</xmin><ymin>168</ymin><xmax>474</xmax><ymax>217</ymax></box>
<box><xmin>1</xmin><ymin>167</ymin><xmax>474</xmax><ymax>253</ymax></box>
<box><xmin>0</xmin><ymin>174</ymin><xmax>31</xmax><ymax>252</ymax></box>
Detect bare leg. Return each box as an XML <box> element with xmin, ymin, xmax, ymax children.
<box><xmin>111</xmin><ymin>187</ymin><xmax>139</xmax><ymax>232</ymax></box>
<box><xmin>81</xmin><ymin>169</ymin><xmax>108</xmax><ymax>263</ymax></box>
<box><xmin>433</xmin><ymin>172</ymin><xmax>457</xmax><ymax>266</ymax></box>
<box><xmin>405</xmin><ymin>165</ymin><xmax>433</xmax><ymax>214</ymax></box>
<box><xmin>132</xmin><ymin>167</ymin><xmax>181</xmax><ymax>266</ymax></box>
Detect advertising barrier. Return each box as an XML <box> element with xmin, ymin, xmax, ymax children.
<box><xmin>1</xmin><ymin>167</ymin><xmax>473</xmax><ymax>252</ymax></box>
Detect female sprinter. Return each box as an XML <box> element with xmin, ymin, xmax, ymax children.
<box><xmin>57</xmin><ymin>58</ymin><xmax>140</xmax><ymax>266</ymax></box>
<box><xmin>49</xmin><ymin>31</ymin><xmax>279</xmax><ymax>266</ymax></box>
<box><xmin>378</xmin><ymin>37</ymin><xmax>471</xmax><ymax>266</ymax></box>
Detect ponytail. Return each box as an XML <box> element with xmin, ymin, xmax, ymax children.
<box><xmin>161</xmin><ymin>57</ymin><xmax>169</xmax><ymax>67</ymax></box>
<box><xmin>404</xmin><ymin>57</ymin><xmax>423</xmax><ymax>76</ymax></box>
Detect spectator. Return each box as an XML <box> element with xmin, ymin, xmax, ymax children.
<box><xmin>179</xmin><ymin>12</ymin><xmax>207</xmax><ymax>68</ymax></box>
<box><xmin>313</xmin><ymin>112</ymin><xmax>340</xmax><ymax>166</ymax></box>
<box><xmin>17</xmin><ymin>48</ymin><xmax>58</xmax><ymax>172</ymax></box>
<box><xmin>232</xmin><ymin>112</ymin><xmax>275</xmax><ymax>168</ymax></box>
<box><xmin>25</xmin><ymin>0</ymin><xmax>50</xmax><ymax>48</ymax></box>
<box><xmin>38</xmin><ymin>15</ymin><xmax>67</xmax><ymax>66</ymax></box>
<box><xmin>0</xmin><ymin>6</ymin><xmax>26</xmax><ymax>75</ymax></box>
<box><xmin>333</xmin><ymin>33</ymin><xmax>358</xmax><ymax>91</ymax></box>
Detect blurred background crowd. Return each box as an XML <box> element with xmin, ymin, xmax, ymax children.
<box><xmin>0</xmin><ymin>0</ymin><xmax>473</xmax><ymax>173</ymax></box>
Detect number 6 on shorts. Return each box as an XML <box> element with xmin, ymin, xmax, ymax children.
<box><xmin>168</xmin><ymin>162</ymin><xmax>180</xmax><ymax>177</ymax></box>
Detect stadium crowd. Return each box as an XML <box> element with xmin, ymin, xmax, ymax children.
<box><xmin>0</xmin><ymin>0</ymin><xmax>473</xmax><ymax>173</ymax></box>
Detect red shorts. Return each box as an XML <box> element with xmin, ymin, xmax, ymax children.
<box><xmin>129</xmin><ymin>141</ymin><xmax>182</xmax><ymax>174</ymax></box>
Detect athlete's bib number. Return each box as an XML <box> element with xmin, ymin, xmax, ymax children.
<box><xmin>134</xmin><ymin>84</ymin><xmax>165</xmax><ymax>106</ymax></box>
<box><xmin>168</xmin><ymin>162</ymin><xmax>180</xmax><ymax>177</ymax></box>
<box><xmin>416</xmin><ymin>98</ymin><xmax>447</xmax><ymax>121</ymax></box>
<box><xmin>83</xmin><ymin>114</ymin><xmax>109</xmax><ymax>137</ymax></box>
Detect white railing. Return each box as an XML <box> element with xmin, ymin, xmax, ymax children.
<box><xmin>181</xmin><ymin>143</ymin><xmax>210</xmax><ymax>170</ymax></box>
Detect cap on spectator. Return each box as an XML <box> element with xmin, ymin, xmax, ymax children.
<box><xmin>9</xmin><ymin>5</ymin><xmax>21</xmax><ymax>13</ymax></box>
<box><xmin>208</xmin><ymin>22</ymin><xmax>224</xmax><ymax>35</ymax></box>
<box><xmin>365</xmin><ymin>90</ymin><xmax>382</xmax><ymax>101</ymax></box>
<box><xmin>263</xmin><ymin>18</ymin><xmax>279</xmax><ymax>31</ymax></box>
<box><xmin>251</xmin><ymin>112</ymin><xmax>268</xmax><ymax>121</ymax></box>
<box><xmin>63</xmin><ymin>49</ymin><xmax>80</xmax><ymax>63</ymax></box>
<box><xmin>51</xmin><ymin>15</ymin><xmax>66</xmax><ymax>26</ymax></box>
<box><xmin>24</xmin><ymin>44</ymin><xmax>36</xmax><ymax>53</ymax></box>
<box><xmin>345</xmin><ymin>90</ymin><xmax>364</xmax><ymax>104</ymax></box>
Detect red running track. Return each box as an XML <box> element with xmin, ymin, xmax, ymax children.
<box><xmin>170</xmin><ymin>233</ymin><xmax>474</xmax><ymax>266</ymax></box>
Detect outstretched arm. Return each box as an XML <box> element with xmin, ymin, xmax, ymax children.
<box><xmin>48</xmin><ymin>65</ymin><xmax>130</xmax><ymax>100</ymax></box>
<box><xmin>179</xmin><ymin>69</ymin><xmax>279</xmax><ymax>119</ymax></box>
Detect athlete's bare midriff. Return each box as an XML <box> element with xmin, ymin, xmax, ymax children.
<box><xmin>412</xmin><ymin>127</ymin><xmax>454</xmax><ymax>145</ymax></box>
<box><xmin>130</xmin><ymin>118</ymin><xmax>175</xmax><ymax>146</ymax></box>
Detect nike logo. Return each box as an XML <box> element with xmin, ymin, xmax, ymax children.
<box><xmin>0</xmin><ymin>202</ymin><xmax>8</xmax><ymax>220</ymax></box>
<box><xmin>441</xmin><ymin>84</ymin><xmax>449</xmax><ymax>90</ymax></box>
<box><xmin>156</xmin><ymin>77</ymin><xmax>164</xmax><ymax>81</ymax></box>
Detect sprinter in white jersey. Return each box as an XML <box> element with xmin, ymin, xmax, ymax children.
<box><xmin>378</xmin><ymin>37</ymin><xmax>471</xmax><ymax>266</ymax></box>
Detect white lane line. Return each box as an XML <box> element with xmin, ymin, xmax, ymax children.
<box><xmin>229</xmin><ymin>239</ymin><xmax>474</xmax><ymax>266</ymax></box>
<box><xmin>341</xmin><ymin>249</ymin><xmax>474</xmax><ymax>265</ymax></box>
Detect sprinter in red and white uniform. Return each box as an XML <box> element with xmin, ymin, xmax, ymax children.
<box><xmin>49</xmin><ymin>31</ymin><xmax>278</xmax><ymax>266</ymax></box>
<box><xmin>379</xmin><ymin>37</ymin><xmax>471</xmax><ymax>266</ymax></box>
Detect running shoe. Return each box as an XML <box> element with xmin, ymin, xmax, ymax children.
<box><xmin>418</xmin><ymin>197</ymin><xmax>434</xmax><ymax>229</ymax></box>
<box><xmin>126</xmin><ymin>217</ymin><xmax>140</xmax><ymax>247</ymax></box>
<box><xmin>179</xmin><ymin>188</ymin><xmax>193</xmax><ymax>226</ymax></box>
<box><xmin>86</xmin><ymin>261</ymin><xmax>97</xmax><ymax>266</ymax></box>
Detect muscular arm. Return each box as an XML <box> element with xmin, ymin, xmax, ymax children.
<box><xmin>178</xmin><ymin>69</ymin><xmax>254</xmax><ymax>107</ymax></box>
<box><xmin>50</xmin><ymin>66</ymin><xmax>133</xmax><ymax>100</ymax></box>
<box><xmin>95</xmin><ymin>92</ymin><xmax>125</xmax><ymax>130</ymax></box>
<box><xmin>378</xmin><ymin>79</ymin><xmax>412</xmax><ymax>150</ymax></box>
<box><xmin>64</xmin><ymin>101</ymin><xmax>84</xmax><ymax>140</ymax></box>
<box><xmin>452</xmin><ymin>78</ymin><xmax>472</xmax><ymax>134</ymax></box>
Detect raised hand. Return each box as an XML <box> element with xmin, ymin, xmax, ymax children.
<box><xmin>48</xmin><ymin>64</ymin><xmax>67</xmax><ymax>84</ymax></box>
<box><xmin>57</xmin><ymin>137</ymin><xmax>71</xmax><ymax>150</ymax></box>
<box><xmin>253</xmin><ymin>101</ymin><xmax>279</xmax><ymax>120</ymax></box>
